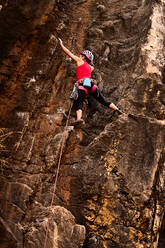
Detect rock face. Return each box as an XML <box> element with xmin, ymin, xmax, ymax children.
<box><xmin>0</xmin><ymin>0</ymin><xmax>165</xmax><ymax>248</ymax></box>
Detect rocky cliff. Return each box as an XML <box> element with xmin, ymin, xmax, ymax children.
<box><xmin>0</xmin><ymin>0</ymin><xmax>165</xmax><ymax>248</ymax></box>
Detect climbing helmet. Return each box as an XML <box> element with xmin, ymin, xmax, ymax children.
<box><xmin>81</xmin><ymin>50</ymin><xmax>94</xmax><ymax>62</ymax></box>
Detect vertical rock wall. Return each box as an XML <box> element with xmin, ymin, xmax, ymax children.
<box><xmin>0</xmin><ymin>0</ymin><xmax>165</xmax><ymax>248</ymax></box>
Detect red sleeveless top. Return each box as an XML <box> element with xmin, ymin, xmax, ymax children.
<box><xmin>76</xmin><ymin>61</ymin><xmax>92</xmax><ymax>80</ymax></box>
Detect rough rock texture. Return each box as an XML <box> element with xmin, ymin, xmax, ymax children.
<box><xmin>0</xmin><ymin>0</ymin><xmax>165</xmax><ymax>248</ymax></box>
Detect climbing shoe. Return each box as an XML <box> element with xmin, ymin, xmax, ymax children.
<box><xmin>71</xmin><ymin>118</ymin><xmax>85</xmax><ymax>126</ymax></box>
<box><xmin>116</xmin><ymin>108</ymin><xmax>123</xmax><ymax>115</ymax></box>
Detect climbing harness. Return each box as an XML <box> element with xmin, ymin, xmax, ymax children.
<box><xmin>43</xmin><ymin>101</ymin><xmax>73</xmax><ymax>248</ymax></box>
<box><xmin>74</xmin><ymin>78</ymin><xmax>98</xmax><ymax>95</ymax></box>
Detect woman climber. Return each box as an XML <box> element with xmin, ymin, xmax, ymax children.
<box><xmin>59</xmin><ymin>38</ymin><xmax>121</xmax><ymax>124</ymax></box>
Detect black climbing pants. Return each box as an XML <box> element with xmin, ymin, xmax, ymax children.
<box><xmin>92</xmin><ymin>88</ymin><xmax>110</xmax><ymax>107</ymax></box>
<box><xmin>74</xmin><ymin>88</ymin><xmax>110</xmax><ymax>111</ymax></box>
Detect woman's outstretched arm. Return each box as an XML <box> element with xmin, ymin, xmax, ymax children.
<box><xmin>59</xmin><ymin>38</ymin><xmax>81</xmax><ymax>64</ymax></box>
